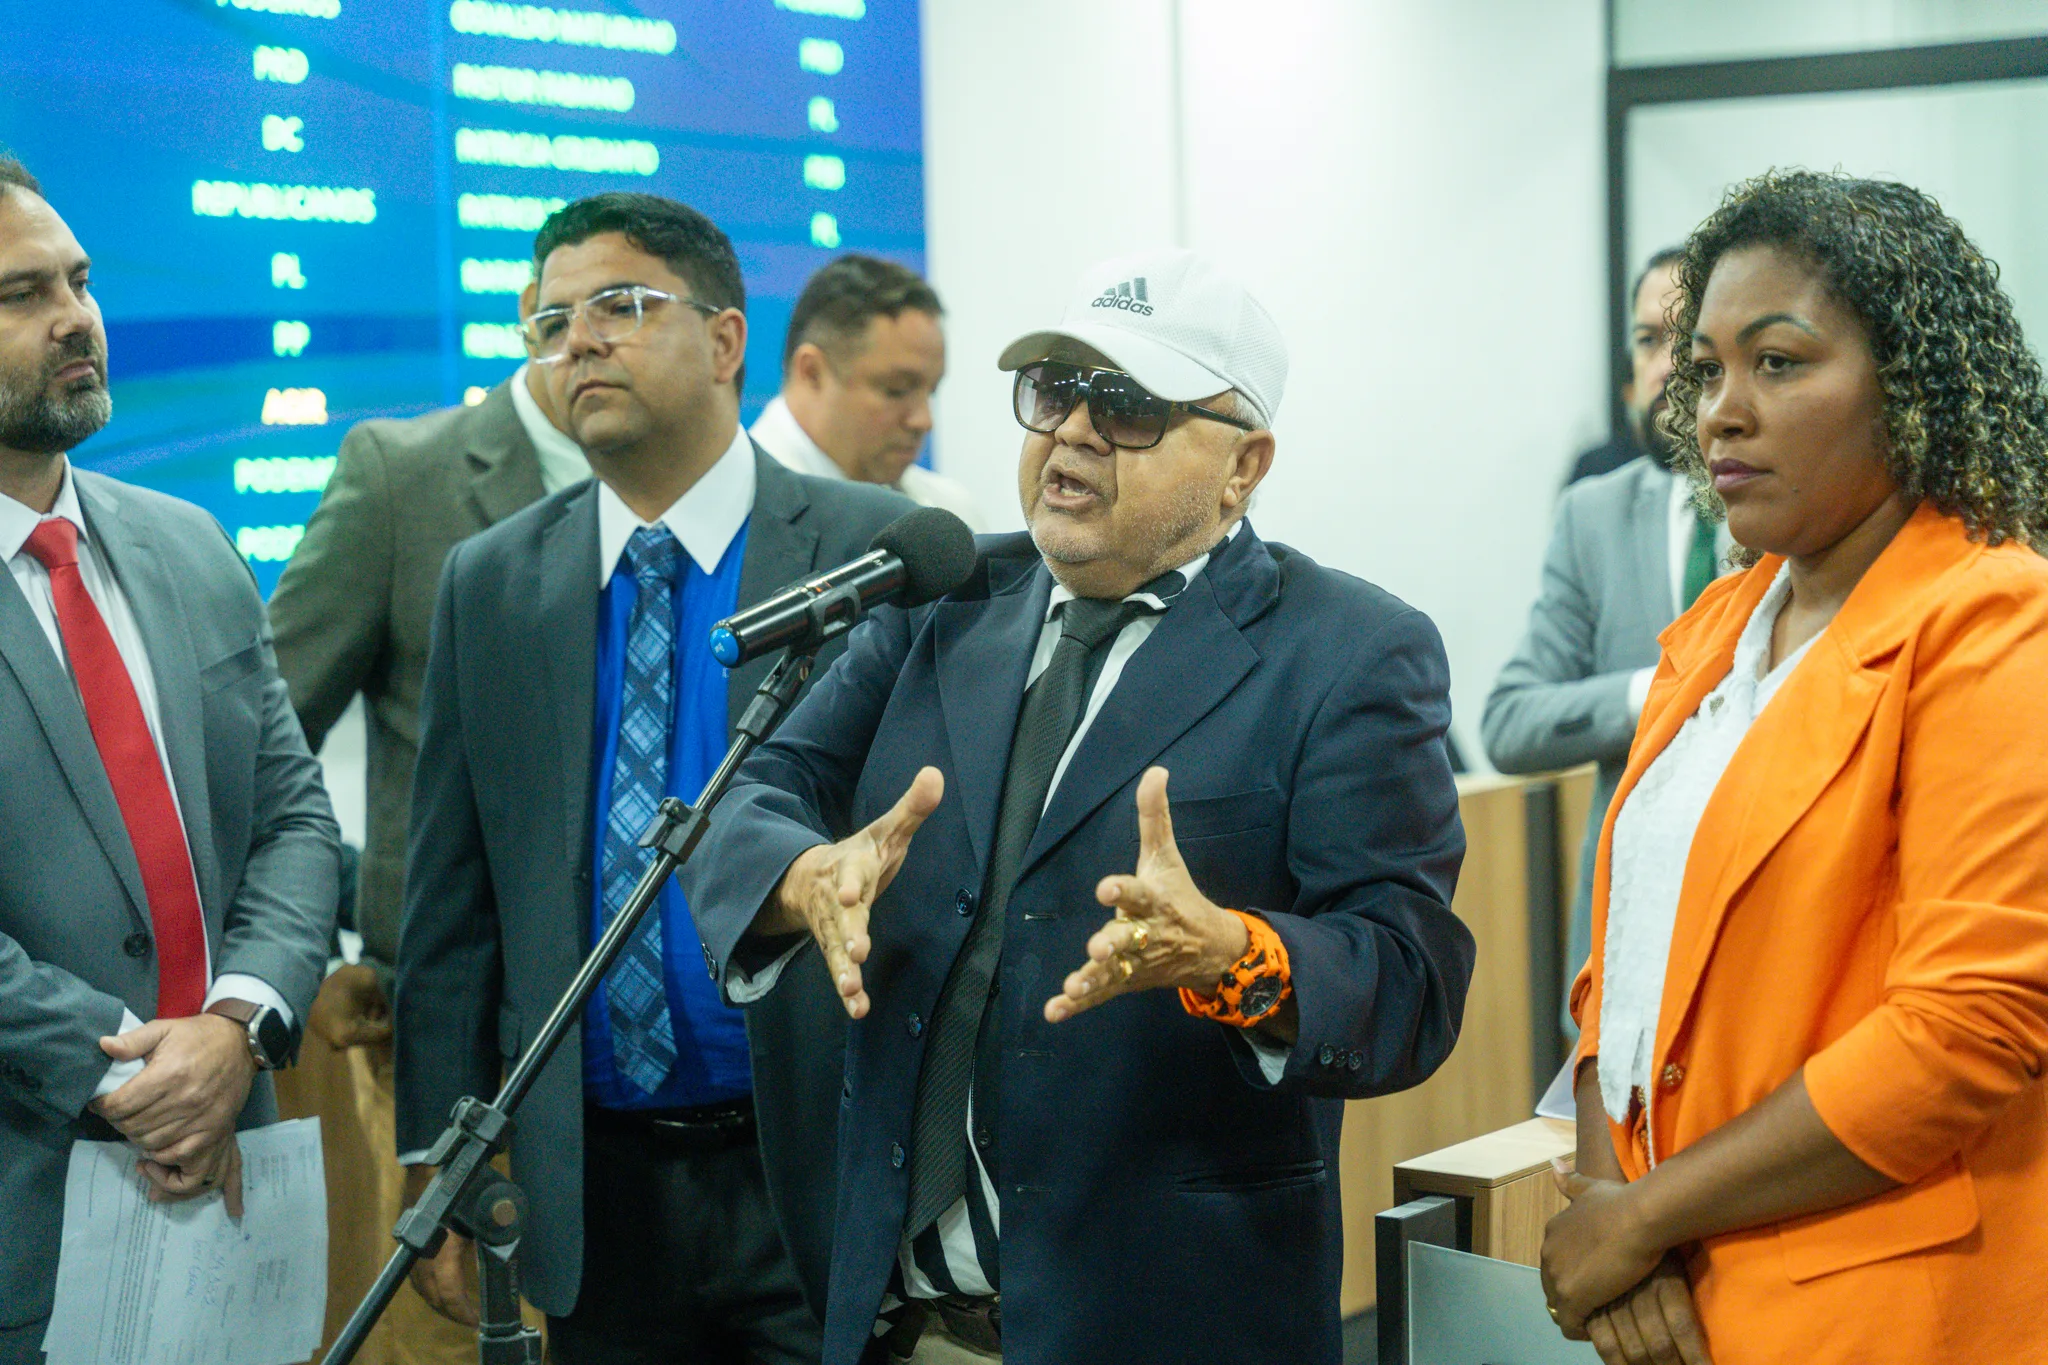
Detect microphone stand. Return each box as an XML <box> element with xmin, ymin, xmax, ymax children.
<box><xmin>325</xmin><ymin>641</ymin><xmax>821</xmax><ymax>1365</ymax></box>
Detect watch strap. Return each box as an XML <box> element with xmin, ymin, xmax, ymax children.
<box><xmin>1180</xmin><ymin>909</ymin><xmax>1293</xmax><ymax>1028</ymax></box>
<box><xmin>204</xmin><ymin>999</ymin><xmax>279</xmax><ymax>1069</ymax></box>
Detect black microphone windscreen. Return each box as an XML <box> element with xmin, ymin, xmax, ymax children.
<box><xmin>869</xmin><ymin>506</ymin><xmax>977</xmax><ymax>607</ymax></box>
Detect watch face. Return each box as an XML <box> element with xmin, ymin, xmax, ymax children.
<box><xmin>1240</xmin><ymin>975</ymin><xmax>1284</xmax><ymax>1021</ymax></box>
<box><xmin>252</xmin><ymin>1009</ymin><xmax>292</xmax><ymax>1068</ymax></box>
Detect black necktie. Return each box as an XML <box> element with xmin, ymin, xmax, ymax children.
<box><xmin>902</xmin><ymin>594</ymin><xmax>1146</xmax><ymax>1237</ymax></box>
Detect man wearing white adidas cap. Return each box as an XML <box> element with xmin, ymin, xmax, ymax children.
<box><xmin>681</xmin><ymin>249</ymin><xmax>1474</xmax><ymax>1365</ymax></box>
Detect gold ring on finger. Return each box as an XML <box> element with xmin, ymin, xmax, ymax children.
<box><xmin>1547</xmin><ymin>1306</ymin><xmax>1560</xmax><ymax>1324</ymax></box>
<box><xmin>1126</xmin><ymin>921</ymin><xmax>1151</xmax><ymax>953</ymax></box>
<box><xmin>1115</xmin><ymin>956</ymin><xmax>1135</xmax><ymax>981</ymax></box>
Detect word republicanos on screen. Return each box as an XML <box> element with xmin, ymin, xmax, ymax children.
<box><xmin>192</xmin><ymin>181</ymin><xmax>376</xmax><ymax>224</ymax></box>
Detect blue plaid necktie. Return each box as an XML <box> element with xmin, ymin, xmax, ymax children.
<box><xmin>602</xmin><ymin>524</ymin><xmax>683</xmax><ymax>1094</ymax></box>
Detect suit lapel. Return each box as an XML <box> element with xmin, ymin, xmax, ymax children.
<box><xmin>1633</xmin><ymin>463</ymin><xmax>1675</xmax><ymax>625</ymax></box>
<box><xmin>77</xmin><ymin>481</ymin><xmax>222</xmax><ymax>918</ymax></box>
<box><xmin>933</xmin><ymin>556</ymin><xmax>1050</xmax><ymax>874</ymax></box>
<box><xmin>1655</xmin><ymin>635</ymin><xmax>1885</xmax><ymax>1052</ymax></box>
<box><xmin>1018</xmin><ymin>529</ymin><xmax>1280</xmax><ymax>879</ymax></box>
<box><xmin>1021</xmin><ymin>570</ymin><xmax>1258</xmax><ymax>878</ymax></box>
<box><xmin>538</xmin><ymin>486</ymin><xmax>600</xmax><ymax>879</ymax></box>
<box><xmin>0</xmin><ymin>556</ymin><xmax>151</xmax><ymax>929</ymax></box>
<box><xmin>468</xmin><ymin>381</ymin><xmax>551</xmax><ymax>527</ymax></box>
<box><xmin>727</xmin><ymin>448</ymin><xmax>819</xmax><ymax>728</ymax></box>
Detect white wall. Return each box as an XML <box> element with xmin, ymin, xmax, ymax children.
<box><xmin>920</xmin><ymin>0</ymin><xmax>1610</xmax><ymax>761</ymax></box>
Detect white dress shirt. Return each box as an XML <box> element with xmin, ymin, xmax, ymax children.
<box><xmin>750</xmin><ymin>395</ymin><xmax>988</xmax><ymax>533</ymax></box>
<box><xmin>593</xmin><ymin>423</ymin><xmax>755</xmax><ymax>583</ymax></box>
<box><xmin>508</xmin><ymin>363</ymin><xmax>593</xmax><ymax>495</ymax></box>
<box><xmin>0</xmin><ymin>461</ymin><xmax>292</xmax><ymax>1097</ymax></box>
<box><xmin>1599</xmin><ymin>566</ymin><xmax>1817</xmax><ymax>1145</ymax></box>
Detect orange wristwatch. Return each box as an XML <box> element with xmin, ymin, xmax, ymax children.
<box><xmin>1180</xmin><ymin>909</ymin><xmax>1292</xmax><ymax>1027</ymax></box>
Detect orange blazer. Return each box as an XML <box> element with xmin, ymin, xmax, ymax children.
<box><xmin>1572</xmin><ymin>505</ymin><xmax>2048</xmax><ymax>1364</ymax></box>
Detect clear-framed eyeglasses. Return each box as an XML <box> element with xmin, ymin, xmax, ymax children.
<box><xmin>521</xmin><ymin>284</ymin><xmax>721</xmax><ymax>363</ymax></box>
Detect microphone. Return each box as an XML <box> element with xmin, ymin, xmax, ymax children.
<box><xmin>709</xmin><ymin>505</ymin><xmax>977</xmax><ymax>668</ymax></box>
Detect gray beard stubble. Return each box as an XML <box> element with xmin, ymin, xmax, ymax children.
<box><xmin>0</xmin><ymin>342</ymin><xmax>112</xmax><ymax>454</ymax></box>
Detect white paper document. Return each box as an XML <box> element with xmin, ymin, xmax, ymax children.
<box><xmin>42</xmin><ymin>1117</ymin><xmax>327</xmax><ymax>1365</ymax></box>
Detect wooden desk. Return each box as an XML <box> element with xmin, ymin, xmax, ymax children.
<box><xmin>1336</xmin><ymin>766</ymin><xmax>1594</xmax><ymax>1313</ymax></box>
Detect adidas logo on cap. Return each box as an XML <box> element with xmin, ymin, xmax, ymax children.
<box><xmin>1090</xmin><ymin>278</ymin><xmax>1153</xmax><ymax>315</ymax></box>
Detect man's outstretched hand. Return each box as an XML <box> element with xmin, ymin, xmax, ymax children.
<box><xmin>764</xmin><ymin>766</ymin><xmax>944</xmax><ymax>1019</ymax></box>
<box><xmin>1045</xmin><ymin>767</ymin><xmax>1285</xmax><ymax>1034</ymax></box>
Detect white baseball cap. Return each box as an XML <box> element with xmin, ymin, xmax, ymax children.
<box><xmin>997</xmin><ymin>248</ymin><xmax>1288</xmax><ymax>428</ymax></box>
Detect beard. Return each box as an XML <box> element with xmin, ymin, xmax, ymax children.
<box><xmin>1638</xmin><ymin>389</ymin><xmax>1676</xmax><ymax>469</ymax></box>
<box><xmin>0</xmin><ymin>335</ymin><xmax>112</xmax><ymax>454</ymax></box>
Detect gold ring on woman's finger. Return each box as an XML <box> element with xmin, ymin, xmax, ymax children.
<box><xmin>1126</xmin><ymin>920</ymin><xmax>1151</xmax><ymax>952</ymax></box>
<box><xmin>1547</xmin><ymin>1306</ymin><xmax>1560</xmax><ymax>1324</ymax></box>
<box><xmin>1115</xmin><ymin>956</ymin><xmax>1135</xmax><ymax>981</ymax></box>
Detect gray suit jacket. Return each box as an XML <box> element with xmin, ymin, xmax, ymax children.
<box><xmin>0</xmin><ymin>470</ymin><xmax>338</xmax><ymax>1328</ymax></box>
<box><xmin>394</xmin><ymin>447</ymin><xmax>914</xmax><ymax>1318</ymax></box>
<box><xmin>269</xmin><ymin>380</ymin><xmax>550</xmax><ymax>981</ymax></box>
<box><xmin>1480</xmin><ymin>456</ymin><xmax>1675</xmax><ymax>980</ymax></box>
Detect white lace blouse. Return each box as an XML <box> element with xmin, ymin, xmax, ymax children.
<box><xmin>1598</xmin><ymin>566</ymin><xmax>1820</xmax><ymax>1134</ymax></box>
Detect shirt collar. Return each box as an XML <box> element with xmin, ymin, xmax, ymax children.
<box><xmin>749</xmin><ymin>395</ymin><xmax>846</xmax><ymax>483</ymax></box>
<box><xmin>595</xmin><ymin>424</ymin><xmax>757</xmax><ymax>586</ymax></box>
<box><xmin>509</xmin><ymin>364</ymin><xmax>594</xmax><ymax>495</ymax></box>
<box><xmin>1044</xmin><ymin>519</ymin><xmax>1243</xmax><ymax>621</ymax></box>
<box><xmin>0</xmin><ymin>458</ymin><xmax>85</xmax><ymax>562</ymax></box>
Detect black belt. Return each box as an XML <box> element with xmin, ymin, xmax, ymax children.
<box><xmin>584</xmin><ymin>1097</ymin><xmax>756</xmax><ymax>1152</ymax></box>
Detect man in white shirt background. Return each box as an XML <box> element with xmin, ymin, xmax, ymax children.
<box><xmin>751</xmin><ymin>254</ymin><xmax>987</xmax><ymax>532</ymax></box>
<box><xmin>0</xmin><ymin>154</ymin><xmax>337</xmax><ymax>1363</ymax></box>
<box><xmin>1482</xmin><ymin>247</ymin><xmax>1735</xmax><ymax>1036</ymax></box>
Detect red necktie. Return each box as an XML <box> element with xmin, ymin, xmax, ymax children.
<box><xmin>23</xmin><ymin>518</ymin><xmax>207</xmax><ymax>1017</ymax></box>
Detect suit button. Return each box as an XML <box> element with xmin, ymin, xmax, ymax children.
<box><xmin>123</xmin><ymin>933</ymin><xmax>150</xmax><ymax>959</ymax></box>
<box><xmin>907</xmin><ymin>1013</ymin><xmax>923</xmax><ymax>1038</ymax></box>
<box><xmin>954</xmin><ymin>889</ymin><xmax>975</xmax><ymax>917</ymax></box>
<box><xmin>842</xmin><ymin>1077</ymin><xmax>853</xmax><ymax>1100</ymax></box>
<box><xmin>1661</xmin><ymin>1062</ymin><xmax>1685</xmax><ymax>1091</ymax></box>
<box><xmin>1318</xmin><ymin>1044</ymin><xmax>1336</xmax><ymax>1067</ymax></box>
<box><xmin>1348</xmin><ymin>1051</ymin><xmax>1364</xmax><ymax>1072</ymax></box>
<box><xmin>976</xmin><ymin>1128</ymin><xmax>991</xmax><ymax>1150</ymax></box>
<box><xmin>891</xmin><ymin>1143</ymin><xmax>905</xmax><ymax>1169</ymax></box>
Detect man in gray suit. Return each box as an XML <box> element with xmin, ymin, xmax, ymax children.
<box><xmin>0</xmin><ymin>159</ymin><xmax>337</xmax><ymax>1361</ymax></box>
<box><xmin>396</xmin><ymin>193</ymin><xmax>912</xmax><ymax>1362</ymax></box>
<box><xmin>269</xmin><ymin>334</ymin><xmax>586</xmax><ymax>1361</ymax></box>
<box><xmin>1482</xmin><ymin>249</ymin><xmax>1729</xmax><ymax>1023</ymax></box>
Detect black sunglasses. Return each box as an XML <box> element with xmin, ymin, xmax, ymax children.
<box><xmin>1012</xmin><ymin>360</ymin><xmax>1255</xmax><ymax>451</ymax></box>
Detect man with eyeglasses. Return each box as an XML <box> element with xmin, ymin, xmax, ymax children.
<box><xmin>394</xmin><ymin>192</ymin><xmax>915</xmax><ymax>1364</ymax></box>
<box><xmin>680</xmin><ymin>249</ymin><xmax>1475</xmax><ymax>1364</ymax></box>
<box><xmin>269</xmin><ymin>211</ymin><xmax>594</xmax><ymax>1365</ymax></box>
<box><xmin>750</xmin><ymin>255</ymin><xmax>986</xmax><ymax>532</ymax></box>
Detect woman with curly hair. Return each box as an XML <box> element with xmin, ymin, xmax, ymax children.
<box><xmin>1538</xmin><ymin>168</ymin><xmax>2048</xmax><ymax>1365</ymax></box>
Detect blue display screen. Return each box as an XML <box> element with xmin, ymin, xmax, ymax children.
<box><xmin>0</xmin><ymin>0</ymin><xmax>924</xmax><ymax>593</ymax></box>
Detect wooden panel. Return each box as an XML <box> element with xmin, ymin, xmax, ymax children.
<box><xmin>1394</xmin><ymin>1117</ymin><xmax>1577</xmax><ymax>1267</ymax></box>
<box><xmin>1554</xmin><ymin>763</ymin><xmax>1598</xmax><ymax>936</ymax></box>
<box><xmin>1337</xmin><ymin>776</ymin><xmax>1541</xmax><ymax>1314</ymax></box>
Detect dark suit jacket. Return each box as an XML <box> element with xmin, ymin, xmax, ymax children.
<box><xmin>393</xmin><ymin>446</ymin><xmax>913</xmax><ymax>1318</ymax></box>
<box><xmin>0</xmin><ymin>471</ymin><xmax>337</xmax><ymax>1327</ymax></box>
<box><xmin>680</xmin><ymin>524</ymin><xmax>1475</xmax><ymax>1365</ymax></box>
<box><xmin>270</xmin><ymin>379</ymin><xmax>551</xmax><ymax>981</ymax></box>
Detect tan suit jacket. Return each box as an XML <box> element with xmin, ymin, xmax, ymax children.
<box><xmin>269</xmin><ymin>380</ymin><xmax>550</xmax><ymax>975</ymax></box>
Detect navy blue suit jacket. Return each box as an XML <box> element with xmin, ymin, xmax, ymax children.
<box><xmin>679</xmin><ymin>523</ymin><xmax>1474</xmax><ymax>1365</ymax></box>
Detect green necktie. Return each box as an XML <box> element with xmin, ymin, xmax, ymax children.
<box><xmin>1682</xmin><ymin>504</ymin><xmax>1719</xmax><ymax>610</ymax></box>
